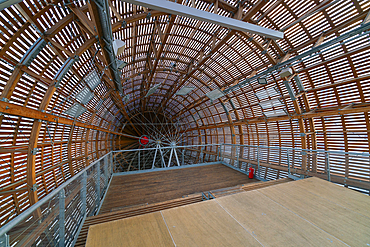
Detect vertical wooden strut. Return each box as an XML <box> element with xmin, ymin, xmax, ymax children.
<box><xmin>27</xmin><ymin>86</ymin><xmax>56</xmax><ymax>205</ymax></box>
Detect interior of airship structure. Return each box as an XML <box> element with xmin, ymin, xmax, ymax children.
<box><xmin>0</xmin><ymin>0</ymin><xmax>370</xmax><ymax>246</ymax></box>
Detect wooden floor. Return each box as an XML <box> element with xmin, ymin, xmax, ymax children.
<box><xmin>87</xmin><ymin>177</ymin><xmax>370</xmax><ymax>246</ymax></box>
<box><xmin>99</xmin><ymin>164</ymin><xmax>258</xmax><ymax>214</ymax></box>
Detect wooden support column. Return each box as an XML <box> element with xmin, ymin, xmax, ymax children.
<box><xmin>27</xmin><ymin>86</ymin><xmax>56</xmax><ymax>205</ymax></box>
<box><xmin>67</xmin><ymin>124</ymin><xmax>76</xmax><ymax>177</ymax></box>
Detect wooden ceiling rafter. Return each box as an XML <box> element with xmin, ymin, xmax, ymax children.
<box><xmin>1</xmin><ymin>0</ymin><xmax>370</xmax><ymax>227</ymax></box>
<box><xmin>157</xmin><ymin>0</ymin><xmax>271</xmax><ymax>113</ymax></box>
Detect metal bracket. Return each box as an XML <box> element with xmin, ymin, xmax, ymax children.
<box><xmin>0</xmin><ymin>233</ymin><xmax>9</xmax><ymax>247</ymax></box>
<box><xmin>30</xmin><ymin>183</ymin><xmax>39</xmax><ymax>191</ymax></box>
<box><xmin>31</xmin><ymin>148</ymin><xmax>39</xmax><ymax>155</ymax></box>
<box><xmin>121</xmin><ymin>20</ymin><xmax>127</xmax><ymax>28</ymax></box>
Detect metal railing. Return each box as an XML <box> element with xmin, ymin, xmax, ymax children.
<box><xmin>112</xmin><ymin>143</ymin><xmax>370</xmax><ymax>193</ymax></box>
<box><xmin>1</xmin><ymin>143</ymin><xmax>369</xmax><ymax>246</ymax></box>
<box><xmin>112</xmin><ymin>144</ymin><xmax>222</xmax><ymax>172</ymax></box>
<box><xmin>0</xmin><ymin>152</ymin><xmax>113</xmax><ymax>247</ymax></box>
<box><xmin>211</xmin><ymin>143</ymin><xmax>370</xmax><ymax>192</ymax></box>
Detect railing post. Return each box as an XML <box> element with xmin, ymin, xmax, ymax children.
<box><xmin>287</xmin><ymin>150</ymin><xmax>291</xmax><ymax>176</ymax></box>
<box><xmin>0</xmin><ymin>234</ymin><xmax>9</xmax><ymax>247</ymax></box>
<box><xmin>200</xmin><ymin>146</ymin><xmax>204</xmax><ymax>163</ymax></box>
<box><xmin>220</xmin><ymin>144</ymin><xmax>223</xmax><ymax>161</ymax></box>
<box><xmin>326</xmin><ymin>152</ymin><xmax>331</xmax><ymax>181</ymax></box>
<box><xmin>217</xmin><ymin>145</ymin><xmax>221</xmax><ymax>161</ymax></box>
<box><xmin>312</xmin><ymin>151</ymin><xmax>317</xmax><ymax>173</ymax></box>
<box><xmin>181</xmin><ymin>149</ymin><xmax>185</xmax><ymax>166</ymax></box>
<box><xmin>257</xmin><ymin>146</ymin><xmax>260</xmax><ymax>178</ymax></box>
<box><xmin>236</xmin><ymin>146</ymin><xmax>240</xmax><ymax>168</ymax></box>
<box><xmin>138</xmin><ymin>150</ymin><xmax>140</xmax><ymax>170</ymax></box>
<box><xmin>96</xmin><ymin>163</ymin><xmax>100</xmax><ymax>208</ymax></box>
<box><xmin>81</xmin><ymin>172</ymin><xmax>87</xmax><ymax>217</ymax></box>
<box><xmin>58</xmin><ymin>189</ymin><xmax>65</xmax><ymax>247</ymax></box>
<box><xmin>104</xmin><ymin>156</ymin><xmax>109</xmax><ymax>188</ymax></box>
<box><xmin>110</xmin><ymin>152</ymin><xmax>113</xmax><ymax>174</ymax></box>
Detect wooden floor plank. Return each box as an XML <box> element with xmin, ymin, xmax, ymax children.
<box><xmin>161</xmin><ymin>200</ymin><xmax>262</xmax><ymax>247</ymax></box>
<box><xmin>100</xmin><ymin>164</ymin><xmax>257</xmax><ymax>213</ymax></box>
<box><xmin>85</xmin><ymin>212</ymin><xmax>174</xmax><ymax>247</ymax></box>
<box><xmin>293</xmin><ymin>177</ymin><xmax>370</xmax><ymax>218</ymax></box>
<box><xmin>217</xmin><ymin>191</ymin><xmax>348</xmax><ymax>247</ymax></box>
<box><xmin>258</xmin><ymin>181</ymin><xmax>370</xmax><ymax>246</ymax></box>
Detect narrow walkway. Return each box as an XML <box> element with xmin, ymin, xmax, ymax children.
<box><xmin>99</xmin><ymin>163</ymin><xmax>258</xmax><ymax>214</ymax></box>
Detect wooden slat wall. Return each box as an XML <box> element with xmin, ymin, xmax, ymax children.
<box><xmin>0</xmin><ymin>0</ymin><xmax>370</xmax><ymax>227</ymax></box>
<box><xmin>0</xmin><ymin>0</ymin><xmax>128</xmax><ymax>226</ymax></box>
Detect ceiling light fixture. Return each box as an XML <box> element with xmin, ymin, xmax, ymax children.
<box><xmin>279</xmin><ymin>67</ymin><xmax>293</xmax><ymax>78</ymax></box>
<box><xmin>113</xmin><ymin>39</ymin><xmax>126</xmax><ymax>57</ymax></box>
<box><xmin>257</xmin><ymin>77</ymin><xmax>268</xmax><ymax>85</ymax></box>
<box><xmin>206</xmin><ymin>88</ymin><xmax>224</xmax><ymax>101</ymax></box>
<box><xmin>176</xmin><ymin>86</ymin><xmax>195</xmax><ymax>96</ymax></box>
<box><xmin>145</xmin><ymin>83</ymin><xmax>161</xmax><ymax>97</ymax></box>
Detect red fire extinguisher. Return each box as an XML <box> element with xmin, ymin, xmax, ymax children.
<box><xmin>249</xmin><ymin>167</ymin><xmax>254</xmax><ymax>179</ymax></box>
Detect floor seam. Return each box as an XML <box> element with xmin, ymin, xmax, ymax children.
<box><xmin>215</xmin><ymin>199</ymin><xmax>265</xmax><ymax>247</ymax></box>
<box><xmin>256</xmin><ymin>190</ymin><xmax>351</xmax><ymax>247</ymax></box>
<box><xmin>160</xmin><ymin>211</ymin><xmax>177</xmax><ymax>247</ymax></box>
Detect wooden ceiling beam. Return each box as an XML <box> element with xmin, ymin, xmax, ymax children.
<box><xmin>69</xmin><ymin>6</ymin><xmax>96</xmax><ymax>35</ymax></box>
<box><xmin>108</xmin><ymin>0</ymin><xmax>123</xmax><ymax>21</ymax></box>
<box><xmin>0</xmin><ymin>101</ymin><xmax>135</xmax><ymax>136</ymax></box>
<box><xmin>112</xmin><ymin>10</ymin><xmax>166</xmax><ymax>31</ymax></box>
<box><xmin>289</xmin><ymin>9</ymin><xmax>369</xmax><ymax>54</ymax></box>
<box><xmin>184</xmin><ymin>102</ymin><xmax>370</xmax><ymax>131</ymax></box>
<box><xmin>158</xmin><ymin>0</ymin><xmax>269</xmax><ymax>112</ymax></box>
<box><xmin>198</xmin><ymin>0</ymin><xmax>237</xmax><ymax>14</ymax></box>
<box><xmin>147</xmin><ymin>11</ymin><xmax>180</xmax><ymax>84</ymax></box>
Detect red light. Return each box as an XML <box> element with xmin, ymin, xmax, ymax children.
<box><xmin>139</xmin><ymin>136</ymin><xmax>149</xmax><ymax>146</ymax></box>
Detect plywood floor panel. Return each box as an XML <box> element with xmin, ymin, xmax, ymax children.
<box><xmin>86</xmin><ymin>177</ymin><xmax>370</xmax><ymax>246</ymax></box>
<box><xmin>85</xmin><ymin>212</ymin><xmax>174</xmax><ymax>247</ymax></box>
<box><xmin>217</xmin><ymin>191</ymin><xmax>347</xmax><ymax>247</ymax></box>
<box><xmin>293</xmin><ymin>177</ymin><xmax>370</xmax><ymax>218</ymax></box>
<box><xmin>258</xmin><ymin>181</ymin><xmax>370</xmax><ymax>246</ymax></box>
<box><xmin>161</xmin><ymin>200</ymin><xmax>262</xmax><ymax>247</ymax></box>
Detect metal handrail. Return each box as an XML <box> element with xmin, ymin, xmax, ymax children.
<box><xmin>220</xmin><ymin>143</ymin><xmax>370</xmax><ymax>157</ymax></box>
<box><xmin>0</xmin><ymin>152</ymin><xmax>111</xmax><ymax>237</ymax></box>
<box><xmin>112</xmin><ymin>144</ymin><xmax>221</xmax><ymax>153</ymax></box>
<box><xmin>114</xmin><ymin>143</ymin><xmax>370</xmax><ymax>157</ymax></box>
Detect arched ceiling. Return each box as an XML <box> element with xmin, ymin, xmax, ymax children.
<box><xmin>0</xmin><ymin>0</ymin><xmax>370</xmax><ymax>225</ymax></box>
